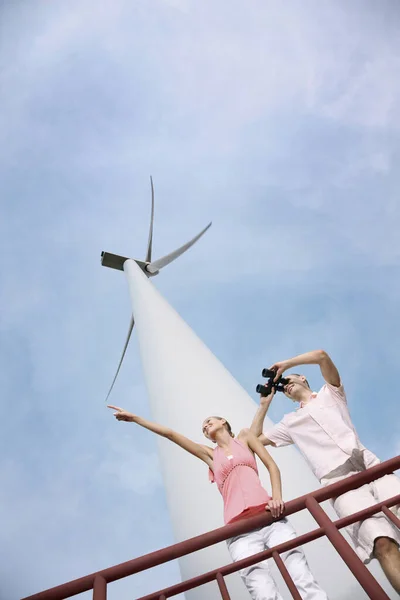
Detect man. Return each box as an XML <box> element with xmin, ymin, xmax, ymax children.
<box><xmin>250</xmin><ymin>349</ymin><xmax>400</xmax><ymax>594</ymax></box>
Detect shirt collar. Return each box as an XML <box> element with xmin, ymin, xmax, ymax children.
<box><xmin>299</xmin><ymin>392</ymin><xmax>317</xmax><ymax>409</ymax></box>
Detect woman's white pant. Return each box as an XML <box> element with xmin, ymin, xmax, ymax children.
<box><xmin>227</xmin><ymin>519</ymin><xmax>328</xmax><ymax>600</ymax></box>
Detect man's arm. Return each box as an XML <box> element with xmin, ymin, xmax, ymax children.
<box><xmin>258</xmin><ymin>433</ymin><xmax>275</xmax><ymax>446</ymax></box>
<box><xmin>250</xmin><ymin>388</ymin><xmax>275</xmax><ymax>437</ymax></box>
<box><xmin>271</xmin><ymin>349</ymin><xmax>341</xmax><ymax>387</ymax></box>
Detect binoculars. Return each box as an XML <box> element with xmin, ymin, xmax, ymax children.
<box><xmin>256</xmin><ymin>369</ymin><xmax>290</xmax><ymax>397</ymax></box>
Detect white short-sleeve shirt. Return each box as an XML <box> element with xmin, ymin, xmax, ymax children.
<box><xmin>264</xmin><ymin>382</ymin><xmax>376</xmax><ymax>481</ymax></box>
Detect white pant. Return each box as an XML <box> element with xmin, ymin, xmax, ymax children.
<box><xmin>227</xmin><ymin>518</ymin><xmax>328</xmax><ymax>600</ymax></box>
<box><xmin>321</xmin><ymin>456</ymin><xmax>400</xmax><ymax>564</ymax></box>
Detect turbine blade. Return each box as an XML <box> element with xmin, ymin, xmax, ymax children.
<box><xmin>145</xmin><ymin>176</ymin><xmax>155</xmax><ymax>263</ymax></box>
<box><xmin>147</xmin><ymin>221</ymin><xmax>212</xmax><ymax>274</ymax></box>
<box><xmin>105</xmin><ymin>315</ymin><xmax>135</xmax><ymax>402</ymax></box>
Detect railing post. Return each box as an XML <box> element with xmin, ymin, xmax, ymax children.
<box><xmin>381</xmin><ymin>505</ymin><xmax>400</xmax><ymax>530</ymax></box>
<box><xmin>305</xmin><ymin>496</ymin><xmax>390</xmax><ymax>600</ymax></box>
<box><xmin>216</xmin><ymin>572</ymin><xmax>231</xmax><ymax>600</ymax></box>
<box><xmin>272</xmin><ymin>551</ymin><xmax>302</xmax><ymax>600</ymax></box>
<box><xmin>93</xmin><ymin>575</ymin><xmax>107</xmax><ymax>600</ymax></box>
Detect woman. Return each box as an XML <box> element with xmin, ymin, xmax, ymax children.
<box><xmin>108</xmin><ymin>402</ymin><xmax>327</xmax><ymax>600</ymax></box>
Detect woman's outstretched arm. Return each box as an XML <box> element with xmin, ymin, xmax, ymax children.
<box><xmin>238</xmin><ymin>428</ymin><xmax>284</xmax><ymax>518</ymax></box>
<box><xmin>108</xmin><ymin>405</ymin><xmax>213</xmax><ymax>466</ymax></box>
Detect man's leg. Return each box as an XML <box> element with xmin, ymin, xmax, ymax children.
<box><xmin>373</xmin><ymin>536</ymin><xmax>400</xmax><ymax>594</ymax></box>
<box><xmin>371</xmin><ymin>474</ymin><xmax>400</xmax><ymax>593</ymax></box>
<box><xmin>333</xmin><ymin>482</ymin><xmax>400</xmax><ymax>594</ymax></box>
<box><xmin>263</xmin><ymin>519</ymin><xmax>328</xmax><ymax>599</ymax></box>
<box><xmin>372</xmin><ymin>472</ymin><xmax>400</xmax><ymax>519</ymax></box>
<box><xmin>227</xmin><ymin>527</ymin><xmax>283</xmax><ymax>600</ymax></box>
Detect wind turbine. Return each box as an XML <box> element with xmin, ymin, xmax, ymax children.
<box><xmin>101</xmin><ymin>183</ymin><xmax>370</xmax><ymax>599</ymax></box>
<box><xmin>101</xmin><ymin>176</ymin><xmax>212</xmax><ymax>401</ymax></box>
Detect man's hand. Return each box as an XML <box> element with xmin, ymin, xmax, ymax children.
<box><xmin>260</xmin><ymin>387</ymin><xmax>276</xmax><ymax>405</ymax></box>
<box><xmin>266</xmin><ymin>496</ymin><xmax>285</xmax><ymax>518</ymax></box>
<box><xmin>107</xmin><ymin>405</ymin><xmax>136</xmax><ymax>422</ymax></box>
<box><xmin>269</xmin><ymin>360</ymin><xmax>291</xmax><ymax>382</ymax></box>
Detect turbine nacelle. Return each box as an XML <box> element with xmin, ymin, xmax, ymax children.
<box><xmin>102</xmin><ymin>176</ymin><xmax>211</xmax><ymax>401</ymax></box>
<box><xmin>100</xmin><ymin>253</ymin><xmax>159</xmax><ymax>277</ymax></box>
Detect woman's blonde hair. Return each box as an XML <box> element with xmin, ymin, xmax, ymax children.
<box><xmin>212</xmin><ymin>416</ymin><xmax>234</xmax><ymax>438</ymax></box>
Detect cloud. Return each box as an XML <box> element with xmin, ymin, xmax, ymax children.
<box><xmin>97</xmin><ymin>432</ymin><xmax>162</xmax><ymax>495</ymax></box>
<box><xmin>1</xmin><ymin>1</ymin><xmax>400</xmax><ymax>599</ymax></box>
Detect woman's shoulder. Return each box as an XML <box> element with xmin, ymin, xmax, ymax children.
<box><xmin>236</xmin><ymin>428</ymin><xmax>252</xmax><ymax>441</ymax></box>
<box><xmin>234</xmin><ymin>430</ymin><xmax>256</xmax><ymax>454</ymax></box>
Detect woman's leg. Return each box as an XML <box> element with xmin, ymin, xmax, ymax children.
<box><xmin>227</xmin><ymin>528</ymin><xmax>283</xmax><ymax>600</ymax></box>
<box><xmin>263</xmin><ymin>519</ymin><xmax>328</xmax><ymax>599</ymax></box>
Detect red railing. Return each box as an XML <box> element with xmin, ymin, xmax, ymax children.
<box><xmin>22</xmin><ymin>456</ymin><xmax>400</xmax><ymax>600</ymax></box>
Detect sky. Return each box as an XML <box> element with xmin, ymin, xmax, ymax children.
<box><xmin>1</xmin><ymin>0</ymin><xmax>400</xmax><ymax>598</ymax></box>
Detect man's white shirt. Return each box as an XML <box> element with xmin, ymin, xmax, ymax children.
<box><xmin>264</xmin><ymin>382</ymin><xmax>378</xmax><ymax>481</ymax></box>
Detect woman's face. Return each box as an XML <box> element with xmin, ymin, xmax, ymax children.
<box><xmin>202</xmin><ymin>417</ymin><xmax>225</xmax><ymax>441</ymax></box>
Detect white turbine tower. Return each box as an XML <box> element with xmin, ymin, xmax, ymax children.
<box><xmin>102</xmin><ymin>180</ymin><xmax>390</xmax><ymax>600</ymax></box>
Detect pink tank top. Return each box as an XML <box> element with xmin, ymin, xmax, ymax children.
<box><xmin>209</xmin><ymin>438</ymin><xmax>271</xmax><ymax>524</ymax></box>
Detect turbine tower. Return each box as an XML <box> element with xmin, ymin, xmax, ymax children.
<box><xmin>102</xmin><ymin>180</ymin><xmax>379</xmax><ymax>600</ymax></box>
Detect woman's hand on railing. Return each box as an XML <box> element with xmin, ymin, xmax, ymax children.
<box><xmin>266</xmin><ymin>496</ymin><xmax>285</xmax><ymax>518</ymax></box>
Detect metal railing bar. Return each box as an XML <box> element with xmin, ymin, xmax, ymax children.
<box><xmin>134</xmin><ymin>529</ymin><xmax>325</xmax><ymax>600</ymax></box>
<box><xmin>135</xmin><ymin>493</ymin><xmax>400</xmax><ymax>600</ymax></box>
<box><xmin>381</xmin><ymin>505</ymin><xmax>400</xmax><ymax>530</ymax></box>
<box><xmin>92</xmin><ymin>576</ymin><xmax>106</xmax><ymax>600</ymax></box>
<box><xmin>272</xmin><ymin>551</ymin><xmax>302</xmax><ymax>600</ymax></box>
<box><xmin>305</xmin><ymin>496</ymin><xmax>390</xmax><ymax>600</ymax></box>
<box><xmin>22</xmin><ymin>456</ymin><xmax>400</xmax><ymax>600</ymax></box>
<box><xmin>216</xmin><ymin>573</ymin><xmax>231</xmax><ymax>600</ymax></box>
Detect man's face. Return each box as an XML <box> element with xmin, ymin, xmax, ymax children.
<box><xmin>283</xmin><ymin>374</ymin><xmax>309</xmax><ymax>401</ymax></box>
